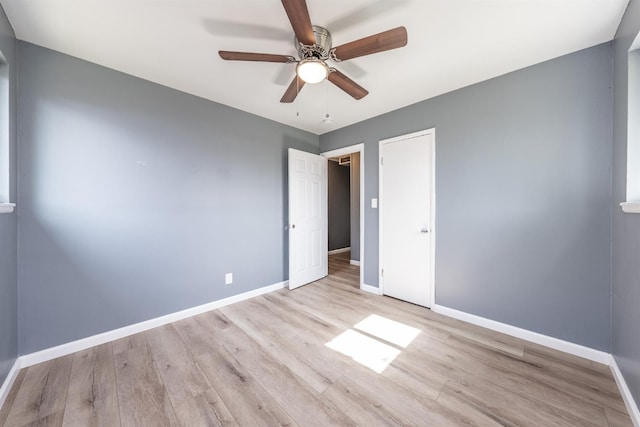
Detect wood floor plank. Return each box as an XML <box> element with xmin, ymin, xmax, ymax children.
<box><xmin>3</xmin><ymin>355</ymin><xmax>73</xmax><ymax>426</ymax></box>
<box><xmin>219</xmin><ymin>298</ymin><xmax>348</xmax><ymax>392</ymax></box>
<box><xmin>61</xmin><ymin>343</ymin><xmax>119</xmax><ymax>427</ymax></box>
<box><xmin>446</xmin><ymin>334</ymin><xmax>627</xmax><ymax>415</ymax></box>
<box><xmin>271</xmin><ymin>284</ymin><xmax>372</xmax><ymax>334</ymax></box>
<box><xmin>216</xmin><ymin>325</ymin><xmax>357</xmax><ymax>426</ymax></box>
<box><xmin>194</xmin><ymin>336</ymin><xmax>297</xmax><ymax>427</ymax></box>
<box><xmin>256</xmin><ymin>294</ymin><xmax>377</xmax><ymax>376</ymax></box>
<box><xmin>146</xmin><ymin>324</ymin><xmax>211</xmax><ymax>402</ymax></box>
<box><xmin>341</xmin><ymin>360</ymin><xmax>471</xmax><ymax>426</ymax></box>
<box><xmin>523</xmin><ymin>344</ymin><xmax>622</xmax><ymax>397</ymax></box>
<box><xmin>525</xmin><ymin>341</ymin><xmax>612</xmax><ymax>375</ymax></box>
<box><xmin>0</xmin><ymin>369</ymin><xmax>26</xmax><ymax>425</ymax></box>
<box><xmin>435</xmin><ymin>387</ymin><xmax>518</xmax><ymax>427</ymax></box>
<box><xmin>394</xmin><ymin>330</ymin><xmax>611</xmax><ymax>426</ymax></box>
<box><xmin>321</xmin><ymin>375</ymin><xmax>416</xmax><ymax>427</ymax></box>
<box><xmin>113</xmin><ymin>344</ymin><xmax>178</xmax><ymax>426</ymax></box>
<box><xmin>111</xmin><ymin>332</ymin><xmax>149</xmax><ymax>355</ymax></box>
<box><xmin>170</xmin><ymin>388</ymin><xmax>238</xmax><ymax>427</ymax></box>
<box><xmin>23</xmin><ymin>410</ymin><xmax>65</xmax><ymax>427</ymax></box>
<box><xmin>173</xmin><ymin>313</ymin><xmax>228</xmax><ymax>358</ymax></box>
<box><xmin>146</xmin><ymin>323</ymin><xmax>237</xmax><ymax>426</ymax></box>
<box><xmin>442</xmin><ymin>375</ymin><xmax>606</xmax><ymax>427</ymax></box>
<box><xmin>605</xmin><ymin>406</ymin><xmax>635</xmax><ymax>427</ymax></box>
<box><xmin>261</xmin><ymin>292</ymin><xmax>345</xmax><ymax>342</ymax></box>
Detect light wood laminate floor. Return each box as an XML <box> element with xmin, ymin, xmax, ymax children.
<box><xmin>0</xmin><ymin>253</ymin><xmax>633</xmax><ymax>426</ymax></box>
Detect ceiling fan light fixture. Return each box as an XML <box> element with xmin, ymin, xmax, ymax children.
<box><xmin>296</xmin><ymin>59</ymin><xmax>328</xmax><ymax>84</ymax></box>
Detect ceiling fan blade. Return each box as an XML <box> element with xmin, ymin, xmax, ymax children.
<box><xmin>328</xmin><ymin>69</ymin><xmax>368</xmax><ymax>100</ymax></box>
<box><xmin>281</xmin><ymin>0</ymin><xmax>315</xmax><ymax>46</ymax></box>
<box><xmin>219</xmin><ymin>51</ymin><xmax>294</xmax><ymax>63</ymax></box>
<box><xmin>332</xmin><ymin>26</ymin><xmax>407</xmax><ymax>61</ymax></box>
<box><xmin>281</xmin><ymin>75</ymin><xmax>306</xmax><ymax>103</ymax></box>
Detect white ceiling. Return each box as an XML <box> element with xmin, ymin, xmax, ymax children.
<box><xmin>0</xmin><ymin>0</ymin><xmax>629</xmax><ymax>135</ymax></box>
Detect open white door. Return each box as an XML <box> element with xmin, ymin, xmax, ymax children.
<box><xmin>288</xmin><ymin>148</ymin><xmax>328</xmax><ymax>289</ymax></box>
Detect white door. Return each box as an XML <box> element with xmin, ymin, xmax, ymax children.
<box><xmin>379</xmin><ymin>130</ymin><xmax>434</xmax><ymax>307</ymax></box>
<box><xmin>288</xmin><ymin>148</ymin><xmax>328</xmax><ymax>289</ymax></box>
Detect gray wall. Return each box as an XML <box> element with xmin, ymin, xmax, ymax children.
<box><xmin>321</xmin><ymin>44</ymin><xmax>613</xmax><ymax>351</ymax></box>
<box><xmin>328</xmin><ymin>160</ymin><xmax>350</xmax><ymax>251</ymax></box>
<box><xmin>612</xmin><ymin>0</ymin><xmax>640</xmax><ymax>409</ymax></box>
<box><xmin>16</xmin><ymin>42</ymin><xmax>319</xmax><ymax>354</ymax></box>
<box><xmin>350</xmin><ymin>152</ymin><xmax>360</xmax><ymax>261</ymax></box>
<box><xmin>0</xmin><ymin>3</ymin><xmax>17</xmax><ymax>386</ymax></box>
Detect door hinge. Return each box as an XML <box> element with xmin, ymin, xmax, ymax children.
<box><xmin>381</xmin><ymin>268</ymin><xmax>384</xmax><ymax>277</ymax></box>
<box><xmin>380</xmin><ymin>157</ymin><xmax>384</xmax><ymax>166</ymax></box>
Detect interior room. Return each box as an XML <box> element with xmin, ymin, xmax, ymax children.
<box><xmin>1</xmin><ymin>0</ymin><xmax>640</xmax><ymax>425</ymax></box>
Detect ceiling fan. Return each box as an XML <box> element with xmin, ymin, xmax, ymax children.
<box><xmin>218</xmin><ymin>0</ymin><xmax>408</xmax><ymax>103</ymax></box>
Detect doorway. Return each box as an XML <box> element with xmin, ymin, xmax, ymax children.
<box><xmin>322</xmin><ymin>144</ymin><xmax>365</xmax><ymax>289</ymax></box>
<box><xmin>379</xmin><ymin>129</ymin><xmax>435</xmax><ymax>307</ymax></box>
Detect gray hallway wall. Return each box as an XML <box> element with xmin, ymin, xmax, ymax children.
<box><xmin>612</xmin><ymin>0</ymin><xmax>640</xmax><ymax>410</ymax></box>
<box><xmin>328</xmin><ymin>160</ymin><xmax>350</xmax><ymax>251</ymax></box>
<box><xmin>350</xmin><ymin>152</ymin><xmax>360</xmax><ymax>262</ymax></box>
<box><xmin>320</xmin><ymin>43</ymin><xmax>613</xmax><ymax>351</ymax></box>
<box><xmin>0</xmin><ymin>3</ymin><xmax>17</xmax><ymax>386</ymax></box>
<box><xmin>16</xmin><ymin>42</ymin><xmax>319</xmax><ymax>354</ymax></box>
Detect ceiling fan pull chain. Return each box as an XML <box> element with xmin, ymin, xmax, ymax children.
<box><xmin>324</xmin><ymin>81</ymin><xmax>332</xmax><ymax>124</ymax></box>
<box><xmin>326</xmin><ymin>82</ymin><xmax>330</xmax><ymax>117</ymax></box>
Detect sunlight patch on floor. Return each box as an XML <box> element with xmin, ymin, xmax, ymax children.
<box><xmin>326</xmin><ymin>329</ymin><xmax>400</xmax><ymax>373</ymax></box>
<box><xmin>354</xmin><ymin>314</ymin><xmax>421</xmax><ymax>348</ymax></box>
<box><xmin>325</xmin><ymin>314</ymin><xmax>421</xmax><ymax>373</ymax></box>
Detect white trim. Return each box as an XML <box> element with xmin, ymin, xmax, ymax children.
<box><xmin>631</xmin><ymin>32</ymin><xmax>640</xmax><ymax>51</ymax></box>
<box><xmin>20</xmin><ymin>281</ymin><xmax>287</xmax><ymax>368</ymax></box>
<box><xmin>431</xmin><ymin>304</ymin><xmax>610</xmax><ymax>364</ymax></box>
<box><xmin>379</xmin><ymin>128</ymin><xmax>436</xmax><ymax>308</ymax></box>
<box><xmin>430</xmin><ymin>130</ymin><xmax>436</xmax><ymax>307</ymax></box>
<box><xmin>621</xmin><ymin>202</ymin><xmax>640</xmax><ymax>213</ymax></box>
<box><xmin>328</xmin><ymin>247</ymin><xmax>350</xmax><ymax>255</ymax></box>
<box><xmin>360</xmin><ymin>283</ymin><xmax>382</xmax><ymax>295</ymax></box>
<box><xmin>350</xmin><ymin>260</ymin><xmax>360</xmax><ymax>266</ymax></box>
<box><xmin>0</xmin><ymin>358</ymin><xmax>21</xmax><ymax>410</ymax></box>
<box><xmin>626</xmin><ymin>48</ymin><xmax>640</xmax><ymax>207</ymax></box>
<box><xmin>610</xmin><ymin>355</ymin><xmax>640</xmax><ymax>427</ymax></box>
<box><xmin>0</xmin><ymin>203</ymin><xmax>15</xmax><ymax>214</ymax></box>
<box><xmin>321</xmin><ymin>143</ymin><xmax>365</xmax><ymax>288</ymax></box>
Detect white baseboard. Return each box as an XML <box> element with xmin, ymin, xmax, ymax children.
<box><xmin>20</xmin><ymin>281</ymin><xmax>288</xmax><ymax>368</ymax></box>
<box><xmin>328</xmin><ymin>247</ymin><xmax>350</xmax><ymax>255</ymax></box>
<box><xmin>431</xmin><ymin>304</ymin><xmax>610</xmax><ymax>365</ymax></box>
<box><xmin>610</xmin><ymin>355</ymin><xmax>640</xmax><ymax>427</ymax></box>
<box><xmin>0</xmin><ymin>358</ymin><xmax>21</xmax><ymax>410</ymax></box>
<box><xmin>350</xmin><ymin>260</ymin><xmax>361</xmax><ymax>266</ymax></box>
<box><xmin>361</xmin><ymin>283</ymin><xmax>382</xmax><ymax>295</ymax></box>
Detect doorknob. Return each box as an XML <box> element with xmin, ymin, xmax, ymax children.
<box><xmin>420</xmin><ymin>228</ymin><xmax>429</xmax><ymax>234</ymax></box>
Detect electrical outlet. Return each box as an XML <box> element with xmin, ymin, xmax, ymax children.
<box><xmin>225</xmin><ymin>273</ymin><xmax>233</xmax><ymax>285</ymax></box>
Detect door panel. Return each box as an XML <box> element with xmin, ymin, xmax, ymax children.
<box><xmin>289</xmin><ymin>148</ymin><xmax>328</xmax><ymax>289</ymax></box>
<box><xmin>380</xmin><ymin>131</ymin><xmax>434</xmax><ymax>307</ymax></box>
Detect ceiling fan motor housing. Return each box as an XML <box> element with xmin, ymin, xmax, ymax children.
<box><xmin>295</xmin><ymin>25</ymin><xmax>332</xmax><ymax>60</ymax></box>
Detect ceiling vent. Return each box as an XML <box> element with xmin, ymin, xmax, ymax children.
<box><xmin>338</xmin><ymin>155</ymin><xmax>351</xmax><ymax>166</ymax></box>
